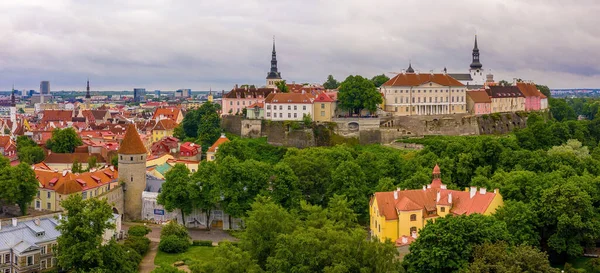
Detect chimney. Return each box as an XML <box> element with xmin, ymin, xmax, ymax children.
<box><xmin>441</xmin><ymin>184</ymin><xmax>447</xmax><ymax>189</ymax></box>
<box><xmin>401</xmin><ymin>69</ymin><xmax>406</xmax><ymax>74</ymax></box>
<box><xmin>393</xmin><ymin>191</ymin><xmax>398</xmax><ymax>200</ymax></box>
<box><xmin>479</xmin><ymin>188</ymin><xmax>487</xmax><ymax>195</ymax></box>
<box><xmin>436</xmin><ymin>191</ymin><xmax>440</xmax><ymax>202</ymax></box>
<box><xmin>494</xmin><ymin>188</ymin><xmax>499</xmax><ymax>194</ymax></box>
<box><xmin>402</xmin><ymin>236</ymin><xmax>408</xmax><ymax>244</ymax></box>
<box><xmin>448</xmin><ymin>193</ymin><xmax>452</xmax><ymax>204</ymax></box>
<box><xmin>11</xmin><ymin>218</ymin><xmax>17</xmax><ymax>227</ymax></box>
<box><xmin>422</xmin><ymin>185</ymin><xmax>426</xmax><ymax>191</ymax></box>
<box><xmin>58</xmin><ymin>213</ymin><xmax>62</xmax><ymax>220</ymax></box>
<box><xmin>34</xmin><ymin>218</ymin><xmax>40</xmax><ymax>226</ymax></box>
<box><xmin>470</xmin><ymin>187</ymin><xmax>477</xmax><ymax>198</ymax></box>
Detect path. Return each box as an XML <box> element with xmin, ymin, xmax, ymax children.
<box><xmin>139</xmin><ymin>241</ymin><xmax>158</xmax><ymax>273</ymax></box>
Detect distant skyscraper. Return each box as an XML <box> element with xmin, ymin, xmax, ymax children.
<box><xmin>40</xmin><ymin>81</ymin><xmax>50</xmax><ymax>95</ymax></box>
<box><xmin>175</xmin><ymin>89</ymin><xmax>191</xmax><ymax>98</ymax></box>
<box><xmin>155</xmin><ymin>90</ymin><xmax>161</xmax><ymax>97</ymax></box>
<box><xmin>133</xmin><ymin>88</ymin><xmax>146</xmax><ymax>103</ymax></box>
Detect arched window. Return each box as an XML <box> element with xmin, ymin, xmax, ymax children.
<box><xmin>410</xmin><ymin>226</ymin><xmax>417</xmax><ymax>236</ymax></box>
<box><xmin>410</xmin><ymin>214</ymin><xmax>417</xmax><ymax>221</ymax></box>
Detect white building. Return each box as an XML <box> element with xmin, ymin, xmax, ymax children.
<box><xmin>264</xmin><ymin>93</ymin><xmax>314</xmax><ymax>121</ymax></box>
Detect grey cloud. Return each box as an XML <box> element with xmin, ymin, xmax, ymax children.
<box><xmin>0</xmin><ymin>0</ymin><xmax>598</xmax><ymax>90</ymax></box>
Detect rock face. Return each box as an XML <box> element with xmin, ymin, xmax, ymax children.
<box><xmin>221</xmin><ymin>112</ymin><xmax>542</xmax><ymax>147</ymax></box>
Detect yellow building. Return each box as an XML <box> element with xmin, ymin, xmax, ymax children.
<box><xmin>312</xmin><ymin>92</ymin><xmax>336</xmax><ymax>122</ymax></box>
<box><xmin>151</xmin><ymin>119</ymin><xmax>178</xmax><ymax>142</ymax></box>
<box><xmin>486</xmin><ymin>86</ymin><xmax>526</xmax><ymax>113</ymax></box>
<box><xmin>380</xmin><ymin>64</ymin><xmax>468</xmax><ymax>116</ymax></box>
<box><xmin>369</xmin><ymin>165</ymin><xmax>503</xmax><ymax>245</ymax></box>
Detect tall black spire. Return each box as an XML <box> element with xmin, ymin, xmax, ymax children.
<box><xmin>10</xmin><ymin>84</ymin><xmax>15</xmax><ymax>107</ymax></box>
<box><xmin>85</xmin><ymin>78</ymin><xmax>91</xmax><ymax>99</ymax></box>
<box><xmin>266</xmin><ymin>36</ymin><xmax>282</xmax><ymax>80</ymax></box>
<box><xmin>406</xmin><ymin>61</ymin><xmax>415</xmax><ymax>73</ymax></box>
<box><xmin>470</xmin><ymin>35</ymin><xmax>482</xmax><ymax>70</ymax></box>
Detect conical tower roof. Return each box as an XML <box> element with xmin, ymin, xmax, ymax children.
<box><xmin>118</xmin><ymin>124</ymin><xmax>147</xmax><ymax>155</ymax></box>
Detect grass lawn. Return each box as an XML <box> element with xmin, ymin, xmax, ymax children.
<box><xmin>154</xmin><ymin>246</ymin><xmax>215</xmax><ymax>268</ymax></box>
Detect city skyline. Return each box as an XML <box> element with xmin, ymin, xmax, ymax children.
<box><xmin>0</xmin><ymin>1</ymin><xmax>598</xmax><ymax>91</ymax></box>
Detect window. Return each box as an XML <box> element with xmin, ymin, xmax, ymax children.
<box><xmin>35</xmin><ymin>200</ymin><xmax>40</xmax><ymax>209</ymax></box>
<box><xmin>395</xmin><ymin>97</ymin><xmax>397</xmax><ymax>103</ymax></box>
<box><xmin>141</xmin><ymin>156</ymin><xmax>143</xmax><ymax>160</ymax></box>
<box><xmin>294</xmin><ymin>105</ymin><xmax>297</xmax><ymax>110</ymax></box>
<box><xmin>236</xmin><ymin>101</ymin><xmax>239</xmax><ymax>105</ymax></box>
<box><xmin>288</xmin><ymin>105</ymin><xmax>291</xmax><ymax>110</ymax></box>
<box><xmin>242</xmin><ymin>101</ymin><xmax>245</xmax><ymax>105</ymax></box>
<box><xmin>47</xmin><ymin>203</ymin><xmax>51</xmax><ymax>210</ymax></box>
<box><xmin>412</xmin><ymin>97</ymin><xmax>415</xmax><ymax>103</ymax></box>
<box><xmin>321</xmin><ymin>103</ymin><xmax>325</xmax><ymax>109</ymax></box>
<box><xmin>321</xmin><ymin>111</ymin><xmax>325</xmax><ymax>117</ymax></box>
<box><xmin>120</xmin><ymin>156</ymin><xmax>122</xmax><ymax>160</ymax></box>
<box><xmin>27</xmin><ymin>255</ymin><xmax>34</xmax><ymax>266</ymax></box>
<box><xmin>294</xmin><ymin>113</ymin><xmax>297</xmax><ymax>118</ymax></box>
<box><xmin>4</xmin><ymin>269</ymin><xmax>8</xmax><ymax>273</ymax></box>
<box><xmin>303</xmin><ymin>106</ymin><xmax>306</xmax><ymax>110</ymax></box>
<box><xmin>266</xmin><ymin>105</ymin><xmax>271</xmax><ymax>110</ymax></box>
<box><xmin>288</xmin><ymin>113</ymin><xmax>291</xmax><ymax>118</ymax></box>
<box><xmin>4</xmin><ymin>254</ymin><xmax>9</xmax><ymax>264</ymax></box>
<box><xmin>429</xmin><ymin>97</ymin><xmax>432</xmax><ymax>103</ymax></box>
<box><xmin>406</xmin><ymin>107</ymin><xmax>409</xmax><ymax>112</ymax></box>
<box><xmin>47</xmin><ymin>192</ymin><xmax>51</xmax><ymax>199</ymax></box>
<box><xmin>418</xmin><ymin>98</ymin><xmax>420</xmax><ymax>103</ymax></box>
<box><xmin>410</xmin><ymin>227</ymin><xmax>417</xmax><ymax>236</ymax></box>
<box><xmin>41</xmin><ymin>245</ymin><xmax>46</xmax><ymax>255</ymax></box>
<box><xmin>41</xmin><ymin>259</ymin><xmax>46</xmax><ymax>269</ymax></box>
<box><xmin>279</xmin><ymin>105</ymin><xmax>282</xmax><ymax>110</ymax></box>
<box><xmin>130</xmin><ymin>157</ymin><xmax>133</xmax><ymax>161</ymax></box>
<box><xmin>279</xmin><ymin>113</ymin><xmax>282</xmax><ymax>118</ymax></box>
<box><xmin>440</xmin><ymin>207</ymin><xmax>445</xmax><ymax>212</ymax></box>
<box><xmin>82</xmin><ymin>192</ymin><xmax>87</xmax><ymax>200</ymax></box>
<box><xmin>266</xmin><ymin>112</ymin><xmax>271</xmax><ymax>117</ymax></box>
<box><xmin>410</xmin><ymin>214</ymin><xmax>417</xmax><ymax>221</ymax></box>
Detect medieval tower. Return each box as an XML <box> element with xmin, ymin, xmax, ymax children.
<box><xmin>118</xmin><ymin>124</ymin><xmax>147</xmax><ymax>220</ymax></box>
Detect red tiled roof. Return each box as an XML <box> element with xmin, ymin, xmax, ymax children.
<box><xmin>152</xmin><ymin>108</ymin><xmax>181</xmax><ymax>122</ymax></box>
<box><xmin>117</xmin><ymin>124</ymin><xmax>147</xmax><ymax>155</ymax></box>
<box><xmin>248</xmin><ymin>102</ymin><xmax>264</xmax><ymax>108</ymax></box>
<box><xmin>36</xmin><ymin>167</ymin><xmax>118</xmax><ymax>195</ymax></box>
<box><xmin>264</xmin><ymin>93</ymin><xmax>314</xmax><ymax>104</ymax></box>
<box><xmin>207</xmin><ymin>135</ymin><xmax>229</xmax><ymax>153</ymax></box>
<box><xmin>314</xmin><ymin>93</ymin><xmax>334</xmax><ymax>103</ymax></box>
<box><xmin>180</xmin><ymin>142</ymin><xmax>200</xmax><ymax>153</ymax></box>
<box><xmin>154</xmin><ymin>119</ymin><xmax>178</xmax><ymax>131</ymax></box>
<box><xmin>516</xmin><ymin>82</ymin><xmax>543</xmax><ymax>97</ymax></box>
<box><xmin>467</xmin><ymin>91</ymin><xmax>492</xmax><ymax>103</ymax></box>
<box><xmin>42</xmin><ymin>110</ymin><xmax>73</xmax><ymax>122</ymax></box>
<box><xmin>383</xmin><ymin>73</ymin><xmax>464</xmax><ymax>87</ymax></box>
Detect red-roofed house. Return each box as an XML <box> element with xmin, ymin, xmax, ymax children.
<box><xmin>206</xmin><ymin>134</ymin><xmax>229</xmax><ymax>162</ymax></box>
<box><xmin>264</xmin><ymin>93</ymin><xmax>314</xmax><ymax>121</ymax></box>
<box><xmin>516</xmin><ymin>82</ymin><xmax>543</xmax><ymax>111</ymax></box>
<box><xmin>152</xmin><ymin>107</ymin><xmax>183</xmax><ymax>123</ymax></box>
<box><xmin>466</xmin><ymin>90</ymin><xmax>492</xmax><ymax>115</ymax></box>
<box><xmin>369</xmin><ymin>164</ymin><xmax>503</xmax><ymax>244</ymax></box>
<box><xmin>312</xmin><ymin>92</ymin><xmax>336</xmax><ymax>122</ymax></box>
<box><xmin>180</xmin><ymin>142</ymin><xmax>201</xmax><ymax>161</ymax></box>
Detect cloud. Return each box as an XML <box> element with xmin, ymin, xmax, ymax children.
<box><xmin>0</xmin><ymin>0</ymin><xmax>597</xmax><ymax>91</ymax></box>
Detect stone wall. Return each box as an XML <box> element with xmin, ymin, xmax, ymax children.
<box><xmin>478</xmin><ymin>112</ymin><xmax>527</xmax><ymax>135</ymax></box>
<box><xmin>221</xmin><ymin>115</ymin><xmax>243</xmax><ymax>136</ymax></box>
<box><xmin>261</xmin><ymin>121</ymin><xmax>315</xmax><ymax>148</ymax></box>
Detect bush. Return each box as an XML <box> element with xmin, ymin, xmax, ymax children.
<box><xmin>192</xmin><ymin>240</ymin><xmax>213</xmax><ymax>247</ymax></box>
<box><xmin>160</xmin><ymin>222</ymin><xmax>189</xmax><ymax>239</ymax></box>
<box><xmin>151</xmin><ymin>266</ymin><xmax>185</xmax><ymax>273</ymax></box>
<box><xmin>218</xmin><ymin>240</ymin><xmax>239</xmax><ymax>247</ymax></box>
<box><xmin>159</xmin><ymin>235</ymin><xmax>190</xmax><ymax>254</ymax></box>
<box><xmin>124</xmin><ymin>236</ymin><xmax>151</xmax><ymax>256</ymax></box>
<box><xmin>128</xmin><ymin>225</ymin><xmax>151</xmax><ymax>237</ymax></box>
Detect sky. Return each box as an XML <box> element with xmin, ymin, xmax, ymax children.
<box><xmin>0</xmin><ymin>0</ymin><xmax>598</xmax><ymax>91</ymax></box>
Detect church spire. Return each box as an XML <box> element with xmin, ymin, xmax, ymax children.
<box><xmin>266</xmin><ymin>36</ymin><xmax>282</xmax><ymax>80</ymax></box>
<box><xmin>85</xmin><ymin>78</ymin><xmax>91</xmax><ymax>99</ymax></box>
<box><xmin>470</xmin><ymin>35</ymin><xmax>483</xmax><ymax>70</ymax></box>
<box><xmin>406</xmin><ymin>61</ymin><xmax>415</xmax><ymax>73</ymax></box>
<box><xmin>11</xmin><ymin>84</ymin><xmax>15</xmax><ymax>107</ymax></box>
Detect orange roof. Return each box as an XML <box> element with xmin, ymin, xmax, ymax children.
<box><xmin>516</xmin><ymin>82</ymin><xmax>543</xmax><ymax>97</ymax></box>
<box><xmin>383</xmin><ymin>73</ymin><xmax>464</xmax><ymax>87</ymax></box>
<box><xmin>248</xmin><ymin>102</ymin><xmax>264</xmax><ymax>108</ymax></box>
<box><xmin>36</xmin><ymin>167</ymin><xmax>118</xmax><ymax>195</ymax></box>
<box><xmin>264</xmin><ymin>93</ymin><xmax>314</xmax><ymax>104</ymax></box>
<box><xmin>467</xmin><ymin>91</ymin><xmax>492</xmax><ymax>103</ymax></box>
<box><xmin>314</xmin><ymin>93</ymin><xmax>334</xmax><ymax>103</ymax></box>
<box><xmin>152</xmin><ymin>108</ymin><xmax>181</xmax><ymax>122</ymax></box>
<box><xmin>118</xmin><ymin>124</ymin><xmax>147</xmax><ymax>155</ymax></box>
<box><xmin>153</xmin><ymin>119</ymin><xmax>177</xmax><ymax>131</ymax></box>
<box><xmin>539</xmin><ymin>93</ymin><xmax>547</xmax><ymax>99</ymax></box>
<box><xmin>42</xmin><ymin>110</ymin><xmax>73</xmax><ymax>122</ymax></box>
<box><xmin>373</xmin><ymin>165</ymin><xmax>499</xmax><ymax>221</ymax></box>
<box><xmin>207</xmin><ymin>134</ymin><xmax>229</xmax><ymax>153</ymax></box>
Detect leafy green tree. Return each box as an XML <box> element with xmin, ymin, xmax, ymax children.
<box><xmin>180</xmin><ymin>102</ymin><xmax>221</xmax><ymax>139</ymax></box>
<box><xmin>158</xmin><ymin>164</ymin><xmax>195</xmax><ymax>226</ymax></box>
<box><xmin>464</xmin><ymin>242</ymin><xmax>558</xmax><ymax>273</ymax></box>
<box><xmin>0</xmin><ymin>163</ymin><xmax>39</xmax><ymax>215</ymax></box>
<box><xmin>329</xmin><ymin>161</ymin><xmax>369</xmax><ymax>223</ymax></box>
<box><xmin>161</xmin><ymin>221</ymin><xmax>190</xmax><ymax>239</ymax></box>
<box><xmin>17</xmin><ymin>108</ymin><xmax>24</xmax><ymax>114</ymax></box>
<box><xmin>152</xmin><ymin>267</ymin><xmax>186</xmax><ymax>273</ymax></box>
<box><xmin>197</xmin><ymin>110</ymin><xmax>221</xmax><ymax>152</ymax></box>
<box><xmin>111</xmin><ymin>155</ymin><xmax>118</xmax><ymax>167</ymax></box>
<box><xmin>536</xmin><ymin>84</ymin><xmax>551</xmax><ymax>98</ymax></box>
<box><xmin>498</xmin><ymin>80</ymin><xmax>510</xmax><ymax>86</ymax></box>
<box><xmin>549</xmin><ymin>98</ymin><xmax>577</xmax><ymax>122</ymax></box>
<box><xmin>71</xmin><ymin>159</ymin><xmax>83</xmax><ymax>173</ymax></box>
<box><xmin>191</xmin><ymin>161</ymin><xmax>220</xmax><ymax>229</ymax></box>
<box><xmin>194</xmin><ymin>242</ymin><xmax>262</xmax><ymax>273</ymax></box>
<box><xmin>375</xmin><ymin>177</ymin><xmax>396</xmax><ymax>192</ymax></box>
<box><xmin>241</xmin><ymin>197</ymin><xmax>296</xmax><ymax>268</ymax></box>
<box><xmin>265</xmin><ymin>163</ymin><xmax>302</xmax><ymax>210</ymax></box>
<box><xmin>403</xmin><ymin>214</ymin><xmax>513</xmax><ymax>273</ymax></box>
<box><xmin>55</xmin><ymin>195</ymin><xmax>116</xmax><ymax>272</ymax></box>
<box><xmin>323</xmin><ymin>75</ymin><xmax>340</xmax><ymax>89</ymax></box>
<box><xmin>88</xmin><ymin>156</ymin><xmax>98</xmax><ymax>170</ymax></box>
<box><xmin>338</xmin><ymin>75</ymin><xmax>382</xmax><ymax>115</ymax></box>
<box><xmin>16</xmin><ymin>135</ymin><xmax>45</xmax><ymax>164</ymax></box>
<box><xmin>46</xmin><ymin>127</ymin><xmax>83</xmax><ymax>153</ymax></box>
<box><xmin>370</xmin><ymin>74</ymin><xmax>390</xmax><ymax>87</ymax></box>
<box><xmin>274</xmin><ymin>80</ymin><xmax>289</xmax><ymax>93</ymax></box>
<box><xmin>494</xmin><ymin>200</ymin><xmax>540</xmax><ymax>247</ymax></box>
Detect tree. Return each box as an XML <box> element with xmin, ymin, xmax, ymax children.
<box><xmin>17</xmin><ymin>108</ymin><xmax>24</xmax><ymax>114</ymax></box>
<box><xmin>0</xmin><ymin>163</ymin><xmax>39</xmax><ymax>215</ymax></box>
<box><xmin>16</xmin><ymin>136</ymin><xmax>45</xmax><ymax>164</ymax></box>
<box><xmin>191</xmin><ymin>161</ymin><xmax>220</xmax><ymax>229</ymax></box>
<box><xmin>329</xmin><ymin>161</ymin><xmax>369</xmax><ymax>223</ymax></box>
<box><xmin>371</xmin><ymin>74</ymin><xmax>390</xmax><ymax>87</ymax></box>
<box><xmin>549</xmin><ymin>98</ymin><xmax>577</xmax><ymax>122</ymax></box>
<box><xmin>194</xmin><ymin>242</ymin><xmax>262</xmax><ymax>273</ymax></box>
<box><xmin>465</xmin><ymin>242</ymin><xmax>558</xmax><ymax>273</ymax></box>
<box><xmin>88</xmin><ymin>156</ymin><xmax>98</xmax><ymax>170</ymax></box>
<box><xmin>99</xmin><ymin>240</ymin><xmax>142</xmax><ymax>273</ymax></box>
<box><xmin>265</xmin><ymin>163</ymin><xmax>302</xmax><ymax>210</ymax></box>
<box><xmin>323</xmin><ymin>75</ymin><xmax>340</xmax><ymax>89</ymax></box>
<box><xmin>494</xmin><ymin>200</ymin><xmax>540</xmax><ymax>247</ymax></box>
<box><xmin>403</xmin><ymin>214</ymin><xmax>513</xmax><ymax>273</ymax></box>
<box><xmin>197</xmin><ymin>108</ymin><xmax>222</xmax><ymax>151</ymax></box>
<box><xmin>375</xmin><ymin>177</ymin><xmax>396</xmax><ymax>192</ymax></box>
<box><xmin>71</xmin><ymin>159</ymin><xmax>83</xmax><ymax>173</ymax></box>
<box><xmin>338</xmin><ymin>75</ymin><xmax>382</xmax><ymax>115</ymax></box>
<box><xmin>158</xmin><ymin>164</ymin><xmax>195</xmax><ymax>226</ymax></box>
<box><xmin>498</xmin><ymin>80</ymin><xmax>511</xmax><ymax>86</ymax></box>
<box><xmin>537</xmin><ymin>84</ymin><xmax>551</xmax><ymax>98</ymax></box>
<box><xmin>180</xmin><ymin>102</ymin><xmax>221</xmax><ymax>139</ymax></box>
<box><xmin>55</xmin><ymin>195</ymin><xmax>115</xmax><ymax>272</ymax></box>
<box><xmin>111</xmin><ymin>155</ymin><xmax>118</xmax><ymax>167</ymax></box>
<box><xmin>275</xmin><ymin>80</ymin><xmax>289</xmax><ymax>93</ymax></box>
<box><xmin>46</xmin><ymin>127</ymin><xmax>83</xmax><ymax>153</ymax></box>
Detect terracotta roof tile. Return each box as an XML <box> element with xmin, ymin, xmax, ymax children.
<box><xmin>207</xmin><ymin>135</ymin><xmax>229</xmax><ymax>153</ymax></box>
<box><xmin>264</xmin><ymin>93</ymin><xmax>314</xmax><ymax>104</ymax></box>
<box><xmin>118</xmin><ymin>124</ymin><xmax>147</xmax><ymax>155</ymax></box>
<box><xmin>153</xmin><ymin>119</ymin><xmax>177</xmax><ymax>131</ymax></box>
<box><xmin>516</xmin><ymin>82</ymin><xmax>543</xmax><ymax>97</ymax></box>
<box><xmin>383</xmin><ymin>73</ymin><xmax>464</xmax><ymax>87</ymax></box>
<box><xmin>467</xmin><ymin>91</ymin><xmax>492</xmax><ymax>103</ymax></box>
<box><xmin>36</xmin><ymin>167</ymin><xmax>118</xmax><ymax>195</ymax></box>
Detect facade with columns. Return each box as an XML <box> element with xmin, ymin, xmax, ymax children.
<box><xmin>381</xmin><ymin>69</ymin><xmax>468</xmax><ymax>116</ymax></box>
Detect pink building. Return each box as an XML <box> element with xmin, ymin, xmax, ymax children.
<box><xmin>221</xmin><ymin>86</ymin><xmax>277</xmax><ymax>116</ymax></box>
<box><xmin>466</xmin><ymin>91</ymin><xmax>491</xmax><ymax>115</ymax></box>
<box><xmin>516</xmin><ymin>82</ymin><xmax>542</xmax><ymax>111</ymax></box>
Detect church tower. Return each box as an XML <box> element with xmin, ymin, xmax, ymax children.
<box><xmin>85</xmin><ymin>78</ymin><xmax>91</xmax><ymax>109</ymax></box>
<box><xmin>10</xmin><ymin>85</ymin><xmax>16</xmax><ymax>125</ymax></box>
<box><xmin>266</xmin><ymin>37</ymin><xmax>283</xmax><ymax>88</ymax></box>
<box><xmin>469</xmin><ymin>35</ymin><xmax>484</xmax><ymax>84</ymax></box>
<box><xmin>118</xmin><ymin>124</ymin><xmax>147</xmax><ymax>220</ymax></box>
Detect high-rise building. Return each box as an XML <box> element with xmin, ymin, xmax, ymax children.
<box><xmin>155</xmin><ymin>90</ymin><xmax>161</xmax><ymax>97</ymax></box>
<box><xmin>175</xmin><ymin>89</ymin><xmax>191</xmax><ymax>98</ymax></box>
<box><xmin>133</xmin><ymin>88</ymin><xmax>146</xmax><ymax>103</ymax></box>
<box><xmin>40</xmin><ymin>81</ymin><xmax>50</xmax><ymax>95</ymax></box>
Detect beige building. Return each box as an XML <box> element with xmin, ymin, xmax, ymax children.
<box><xmin>486</xmin><ymin>86</ymin><xmax>525</xmax><ymax>113</ymax></box>
<box><xmin>312</xmin><ymin>92</ymin><xmax>337</xmax><ymax>122</ymax></box>
<box><xmin>381</xmin><ymin>66</ymin><xmax>467</xmax><ymax>116</ymax></box>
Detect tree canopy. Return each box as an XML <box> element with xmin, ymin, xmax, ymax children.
<box><xmin>0</xmin><ymin>161</ymin><xmax>39</xmax><ymax>215</ymax></box>
<box><xmin>16</xmin><ymin>136</ymin><xmax>45</xmax><ymax>164</ymax></box>
<box><xmin>323</xmin><ymin>75</ymin><xmax>340</xmax><ymax>89</ymax></box>
<box><xmin>337</xmin><ymin>75</ymin><xmax>382</xmax><ymax>115</ymax></box>
<box><xmin>46</xmin><ymin>127</ymin><xmax>83</xmax><ymax>153</ymax></box>
<box><xmin>175</xmin><ymin>102</ymin><xmax>221</xmax><ymax>150</ymax></box>
<box><xmin>274</xmin><ymin>80</ymin><xmax>289</xmax><ymax>93</ymax></box>
<box><xmin>371</xmin><ymin>74</ymin><xmax>390</xmax><ymax>87</ymax></box>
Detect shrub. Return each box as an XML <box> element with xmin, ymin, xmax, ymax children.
<box><xmin>159</xmin><ymin>235</ymin><xmax>190</xmax><ymax>254</ymax></box>
<box><xmin>125</xmin><ymin>236</ymin><xmax>151</xmax><ymax>256</ymax></box>
<box><xmin>160</xmin><ymin>222</ymin><xmax>189</xmax><ymax>239</ymax></box>
<box><xmin>128</xmin><ymin>225</ymin><xmax>152</xmax><ymax>237</ymax></box>
<box><xmin>151</xmin><ymin>266</ymin><xmax>185</xmax><ymax>273</ymax></box>
<box><xmin>218</xmin><ymin>240</ymin><xmax>239</xmax><ymax>247</ymax></box>
<box><xmin>192</xmin><ymin>240</ymin><xmax>213</xmax><ymax>247</ymax></box>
